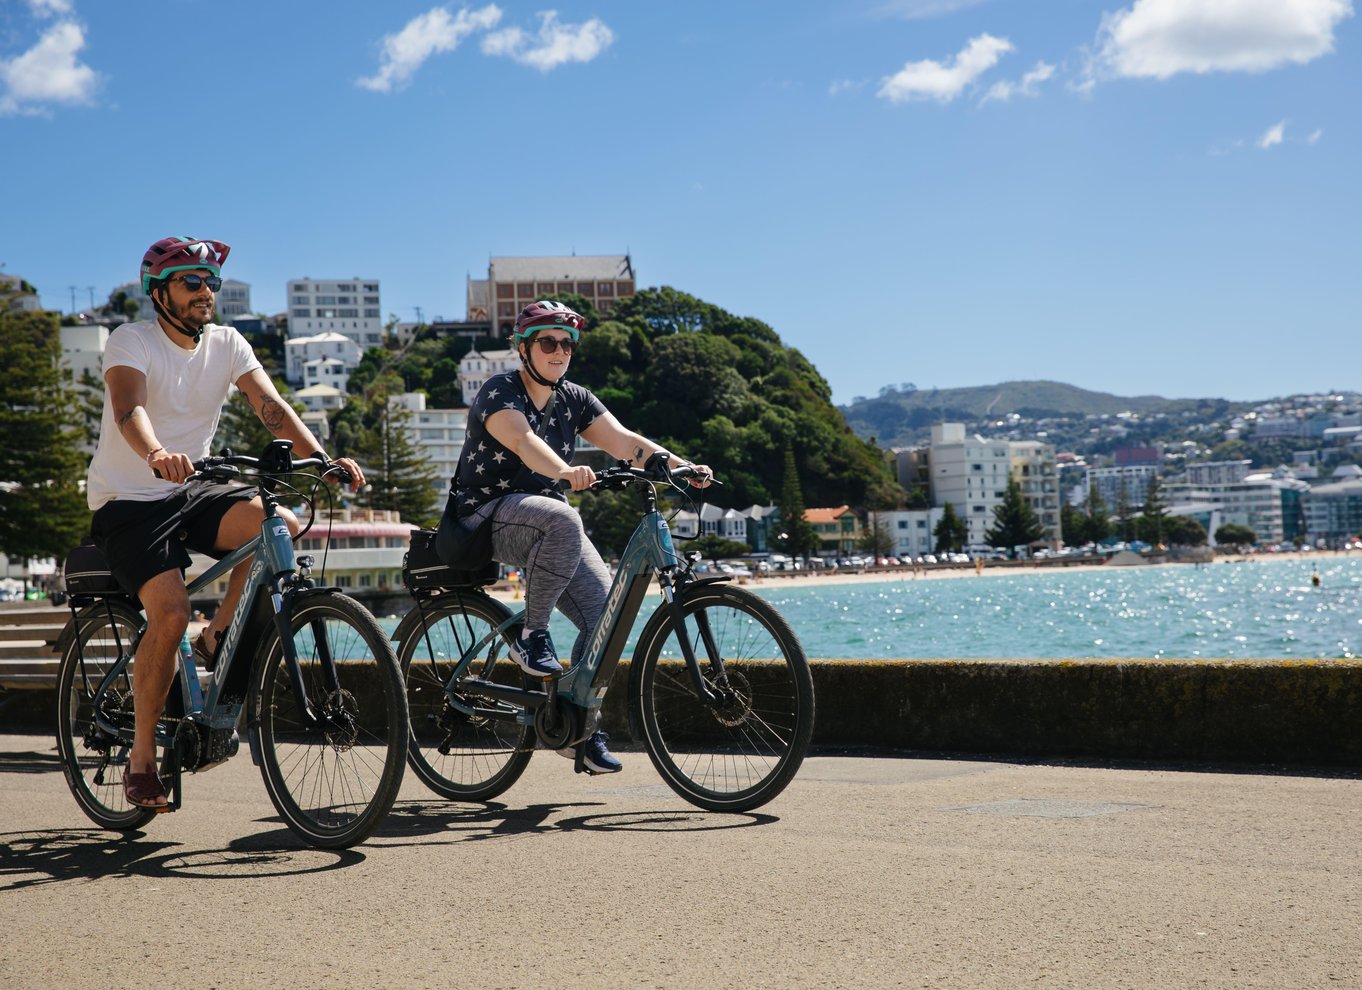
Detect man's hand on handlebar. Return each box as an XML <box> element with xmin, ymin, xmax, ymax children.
<box><xmin>322</xmin><ymin>456</ymin><xmax>365</xmax><ymax>492</ymax></box>
<box><xmin>681</xmin><ymin>463</ymin><xmax>715</xmax><ymax>489</ymax></box>
<box><xmin>558</xmin><ymin>464</ymin><xmax>597</xmax><ymax>491</ymax></box>
<box><xmin>148</xmin><ymin>449</ymin><xmax>194</xmax><ymax>485</ymax></box>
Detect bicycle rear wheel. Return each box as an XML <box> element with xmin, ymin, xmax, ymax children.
<box><xmin>398</xmin><ymin>593</ymin><xmax>535</xmax><ymax>802</ymax></box>
<box><xmin>631</xmin><ymin>584</ymin><xmax>814</xmax><ymax>812</ymax></box>
<box><xmin>252</xmin><ymin>593</ymin><xmax>407</xmax><ymax>848</ymax></box>
<box><xmin>54</xmin><ymin>601</ymin><xmax>160</xmax><ymax>830</ymax></box>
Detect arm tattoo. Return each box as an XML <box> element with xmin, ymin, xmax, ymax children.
<box><xmin>116</xmin><ymin>409</ymin><xmax>137</xmax><ymax>434</ymax></box>
<box><xmin>256</xmin><ymin>395</ymin><xmax>287</xmax><ymax>432</ymax></box>
<box><xmin>634</xmin><ymin>445</ymin><xmax>646</xmax><ymax>465</ymax></box>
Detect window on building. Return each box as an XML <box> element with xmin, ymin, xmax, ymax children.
<box><xmin>337</xmin><ymin>296</ymin><xmax>355</xmax><ymax>304</ymax></box>
<box><xmin>497</xmin><ymin>284</ymin><xmax>514</xmax><ymax>299</ymax></box>
<box><xmin>292</xmin><ymin>308</ymin><xmax>310</xmax><ymax>318</ymax></box>
<box><xmin>516</xmin><ymin>282</ymin><xmax>533</xmax><ymax>296</ymax></box>
<box><xmin>291</xmin><ymin>295</ymin><xmax>309</xmax><ymax>305</ymax></box>
<box><xmin>597</xmin><ymin>282</ymin><xmax>615</xmax><ymax>296</ymax></box>
<box><xmin>363</xmin><ymin>283</ymin><xmax>377</xmax><ymax>292</ymax></box>
<box><xmin>364</xmin><ymin>296</ymin><xmax>379</xmax><ymax>304</ymax></box>
<box><xmin>498</xmin><ymin>302</ymin><xmax>514</xmax><ymax>317</ymax></box>
<box><xmin>316</xmin><ymin>295</ymin><xmax>337</xmax><ymax>304</ymax></box>
<box><xmin>618</xmin><ymin>281</ymin><xmax>634</xmax><ymax>295</ymax></box>
<box><xmin>339</xmin><ymin>283</ymin><xmax>355</xmax><ymax>292</ymax></box>
<box><xmin>557</xmin><ymin>282</ymin><xmax>573</xmax><ymax>294</ymax></box>
<box><xmin>336</xmin><ymin>575</ymin><xmax>352</xmax><ymax>587</ymax></box>
<box><xmin>359</xmin><ymin>574</ymin><xmax>371</xmax><ymax>588</ymax></box>
<box><xmin>364</xmin><ymin>308</ymin><xmax>380</xmax><ymax>318</ymax></box>
<box><xmin>576</xmin><ymin>281</ymin><xmax>594</xmax><ymax>295</ymax></box>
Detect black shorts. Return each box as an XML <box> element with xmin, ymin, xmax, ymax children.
<box><xmin>89</xmin><ymin>483</ymin><xmax>260</xmax><ymax>598</ymax></box>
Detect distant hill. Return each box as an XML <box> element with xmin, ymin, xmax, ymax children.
<box><xmin>840</xmin><ymin>380</ymin><xmax>1246</xmax><ymax>447</ymax></box>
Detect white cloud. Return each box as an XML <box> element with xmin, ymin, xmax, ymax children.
<box><xmin>1088</xmin><ymin>0</ymin><xmax>1353</xmax><ymax>84</ymax></box>
<box><xmin>481</xmin><ymin>11</ymin><xmax>614</xmax><ymax>72</ymax></box>
<box><xmin>981</xmin><ymin>60</ymin><xmax>1055</xmax><ymax>103</ymax></box>
<box><xmin>829</xmin><ymin>78</ymin><xmax>867</xmax><ymax>96</ymax></box>
<box><xmin>358</xmin><ymin>4</ymin><xmax>502</xmax><ymax>93</ymax></box>
<box><xmin>28</xmin><ymin>0</ymin><xmax>74</xmax><ymax>16</ymax></box>
<box><xmin>0</xmin><ymin>20</ymin><xmax>97</xmax><ymax>116</ymax></box>
<box><xmin>1257</xmin><ymin>119</ymin><xmax>1286</xmax><ymax>148</ymax></box>
<box><xmin>1307</xmin><ymin>128</ymin><xmax>1324</xmax><ymax>143</ymax></box>
<box><xmin>878</xmin><ymin>33</ymin><xmax>1014</xmax><ymax>103</ymax></box>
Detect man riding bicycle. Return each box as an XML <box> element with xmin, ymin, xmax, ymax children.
<box><xmin>443</xmin><ymin>300</ymin><xmax>711</xmax><ymax>774</ymax></box>
<box><xmin>86</xmin><ymin>236</ymin><xmax>364</xmax><ymax>809</ymax></box>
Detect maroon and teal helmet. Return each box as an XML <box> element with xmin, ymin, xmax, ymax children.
<box><xmin>140</xmin><ymin>236</ymin><xmax>230</xmax><ymax>293</ymax></box>
<box><xmin>511</xmin><ymin>300</ymin><xmax>584</xmax><ymax>343</ymax></box>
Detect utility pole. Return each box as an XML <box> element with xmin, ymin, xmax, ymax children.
<box><xmin>413</xmin><ymin>306</ymin><xmax>424</xmax><ymax>324</ymax></box>
<box><xmin>87</xmin><ymin>286</ymin><xmax>96</xmax><ymax>309</ymax></box>
<box><xmin>68</xmin><ymin>285</ymin><xmax>77</xmax><ymax>312</ymax></box>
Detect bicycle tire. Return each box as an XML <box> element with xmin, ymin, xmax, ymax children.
<box><xmin>55</xmin><ymin>601</ymin><xmax>160</xmax><ymax>830</ymax></box>
<box><xmin>397</xmin><ymin>592</ymin><xmax>536</xmax><ymax>802</ymax></box>
<box><xmin>631</xmin><ymin>584</ymin><xmax>814</xmax><ymax>812</ymax></box>
<box><xmin>251</xmin><ymin>592</ymin><xmax>408</xmax><ymax>849</ymax></box>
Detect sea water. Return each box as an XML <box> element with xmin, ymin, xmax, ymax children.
<box><xmin>389</xmin><ymin>556</ymin><xmax>1361</xmax><ymax>661</ymax></box>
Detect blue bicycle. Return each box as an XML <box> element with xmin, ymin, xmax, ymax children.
<box><xmin>393</xmin><ymin>462</ymin><xmax>815</xmax><ymax>812</ymax></box>
<box><xmin>55</xmin><ymin>447</ymin><xmax>409</xmax><ymax>849</ymax></box>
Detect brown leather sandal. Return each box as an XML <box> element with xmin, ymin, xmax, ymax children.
<box><xmin>123</xmin><ymin>767</ymin><xmax>170</xmax><ymax>809</ymax></box>
<box><xmin>193</xmin><ymin>629</ymin><xmax>222</xmax><ymax>671</ymax></box>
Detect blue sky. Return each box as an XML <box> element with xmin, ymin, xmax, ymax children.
<box><xmin>2</xmin><ymin>0</ymin><xmax>1357</xmax><ymax>405</ymax></box>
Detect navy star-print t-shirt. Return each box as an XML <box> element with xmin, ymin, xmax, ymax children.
<box><xmin>454</xmin><ymin>372</ymin><xmax>606</xmax><ymax>517</ymax></box>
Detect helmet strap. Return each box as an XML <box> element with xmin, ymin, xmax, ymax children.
<box><xmin>519</xmin><ymin>339</ymin><xmax>561</xmax><ymax>390</ymax></box>
<box><xmin>150</xmin><ymin>284</ymin><xmax>204</xmax><ymax>343</ymax></box>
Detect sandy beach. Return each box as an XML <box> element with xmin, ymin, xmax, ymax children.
<box><xmin>477</xmin><ymin>548</ymin><xmax>1357</xmax><ymax>602</ymax></box>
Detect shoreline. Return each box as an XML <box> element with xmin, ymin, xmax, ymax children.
<box><xmin>477</xmin><ymin>549</ymin><xmax>1357</xmax><ymax>600</ymax></box>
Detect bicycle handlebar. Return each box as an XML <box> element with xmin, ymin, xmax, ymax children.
<box><xmin>156</xmin><ymin>453</ymin><xmax>353</xmax><ymax>485</ymax></box>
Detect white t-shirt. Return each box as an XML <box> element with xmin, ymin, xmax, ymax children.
<box><xmin>87</xmin><ymin>320</ymin><xmax>263</xmax><ymax>509</ymax></box>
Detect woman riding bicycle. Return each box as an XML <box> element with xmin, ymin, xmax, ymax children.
<box><xmin>443</xmin><ymin>300</ymin><xmax>710</xmax><ymax>774</ymax></box>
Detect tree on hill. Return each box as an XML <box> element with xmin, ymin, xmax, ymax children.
<box><xmin>985</xmin><ymin>479</ymin><xmax>1045</xmax><ymax>554</ymax></box>
<box><xmin>776</xmin><ymin>444</ymin><xmax>818</xmax><ymax>560</ymax></box>
<box><xmin>1136</xmin><ymin>475</ymin><xmax>1169</xmax><ymax>545</ymax></box>
<box><xmin>0</xmin><ymin>309</ymin><xmax>91</xmax><ymax>573</ymax></box>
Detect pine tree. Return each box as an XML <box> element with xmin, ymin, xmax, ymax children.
<box><xmin>933</xmin><ymin>502</ymin><xmax>967</xmax><ymax>554</ymax></box>
<box><xmin>776</xmin><ymin>443</ymin><xmax>818</xmax><ymax>560</ymax></box>
<box><xmin>1083</xmin><ymin>483</ymin><xmax>1111</xmax><ymax>544</ymax></box>
<box><xmin>354</xmin><ymin>374</ymin><xmax>441</xmax><ymax>528</ymax></box>
<box><xmin>1136</xmin><ymin>475</ymin><xmax>1168</xmax><ymax>546</ymax></box>
<box><xmin>985</xmin><ymin>478</ymin><xmax>1045</xmax><ymax>556</ymax></box>
<box><xmin>0</xmin><ymin>309</ymin><xmax>92</xmax><ymax>572</ymax></box>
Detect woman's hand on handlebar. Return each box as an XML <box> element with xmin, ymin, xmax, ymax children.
<box><xmin>681</xmin><ymin>462</ymin><xmax>715</xmax><ymax>488</ymax></box>
<box><xmin>558</xmin><ymin>464</ymin><xmax>597</xmax><ymax>491</ymax></box>
<box><xmin>149</xmin><ymin>449</ymin><xmax>194</xmax><ymax>484</ymax></box>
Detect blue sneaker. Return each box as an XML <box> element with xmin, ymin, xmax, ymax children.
<box><xmin>511</xmin><ymin>629</ymin><xmax>563</xmax><ymax>678</ymax></box>
<box><xmin>559</xmin><ymin>731</ymin><xmax>623</xmax><ymax>774</ymax></box>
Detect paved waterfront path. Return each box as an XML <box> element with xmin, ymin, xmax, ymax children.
<box><xmin>1</xmin><ymin>734</ymin><xmax>1359</xmax><ymax>989</ymax></box>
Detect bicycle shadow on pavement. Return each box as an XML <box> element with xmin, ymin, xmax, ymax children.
<box><xmin>377</xmin><ymin>799</ymin><xmax>777</xmax><ymax>846</ymax></box>
<box><xmin>0</xmin><ymin>827</ymin><xmax>363</xmax><ymax>891</ymax></box>
<box><xmin>0</xmin><ymin>747</ymin><xmax>64</xmax><ymax>775</ymax></box>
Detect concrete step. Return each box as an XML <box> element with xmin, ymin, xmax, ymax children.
<box><xmin>0</xmin><ymin>642</ymin><xmax>61</xmax><ymax>661</ymax></box>
<box><xmin>0</xmin><ymin>624</ymin><xmax>65</xmax><ymax>642</ymax></box>
<box><xmin>0</xmin><ymin>658</ymin><xmax>59</xmax><ymax>689</ymax></box>
<box><xmin>0</xmin><ymin>605</ymin><xmax>69</xmax><ymax>627</ymax></box>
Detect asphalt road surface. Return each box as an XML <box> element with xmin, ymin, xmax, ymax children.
<box><xmin>1</xmin><ymin>733</ymin><xmax>1359</xmax><ymax>989</ymax></box>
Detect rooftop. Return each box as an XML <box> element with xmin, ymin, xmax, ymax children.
<box><xmin>488</xmin><ymin>255</ymin><xmax>633</xmax><ymax>281</ymax></box>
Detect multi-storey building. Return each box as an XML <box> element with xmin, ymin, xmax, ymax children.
<box><xmin>1303</xmin><ymin>466</ymin><xmax>1362</xmax><ymax>544</ymax></box>
<box><xmin>926</xmin><ymin>424</ymin><xmax>1060</xmax><ymax>549</ymax></box>
<box><xmin>1085</xmin><ymin>464</ymin><xmax>1159</xmax><ymax>512</ymax></box>
<box><xmin>1186</xmin><ymin>460</ymin><xmax>1253</xmax><ymax>486</ymax></box>
<box><xmin>805</xmin><ymin>506</ymin><xmax>861</xmax><ymax>555</ymax></box>
<box><xmin>392</xmin><ymin>392</ymin><xmax>466</xmax><ymax>495</ymax></box>
<box><xmin>1167</xmin><ymin>469</ymin><xmax>1309</xmax><ymax>544</ymax></box>
<box><xmin>468</xmin><ymin>255</ymin><xmax>636</xmax><ymax>335</ymax></box>
<box><xmin>287</xmin><ymin>278</ymin><xmax>383</xmax><ymax>348</ymax></box>
<box><xmin>879</xmin><ymin>508</ymin><xmax>946</xmax><ymax>559</ymax></box>
<box><xmin>1</xmin><ymin>273</ymin><xmax>44</xmax><ymax>311</ymax></box>
<box><xmin>216</xmin><ymin>279</ymin><xmax>252</xmax><ymax>323</ymax></box>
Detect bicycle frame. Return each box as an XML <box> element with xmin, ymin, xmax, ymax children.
<box><xmin>430</xmin><ymin>477</ymin><xmax>726</xmax><ymax>738</ymax></box>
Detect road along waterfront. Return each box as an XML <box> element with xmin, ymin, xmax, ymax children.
<box><xmin>2</xmin><ymin>733</ymin><xmax>1360</xmax><ymax>990</ymax></box>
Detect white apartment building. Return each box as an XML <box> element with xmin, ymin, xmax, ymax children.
<box><xmin>459</xmin><ymin>348</ymin><xmax>519</xmax><ymax>405</ymax></box>
<box><xmin>1186</xmin><ymin>460</ymin><xmax>1253</xmax><ymax>486</ymax></box>
<box><xmin>285</xmin><ymin>332</ymin><xmax>362</xmax><ymax>386</ymax></box>
<box><xmin>108</xmin><ymin>281</ymin><xmax>157</xmax><ymax>322</ymax></box>
<box><xmin>294</xmin><ymin>384</ymin><xmax>347</xmax><ymax>414</ymax></box>
<box><xmin>392</xmin><ymin>392</ymin><xmax>466</xmax><ymax>494</ymax></box>
<box><xmin>878</xmin><ymin>508</ymin><xmax>946</xmax><ymax>559</ymax></box>
<box><xmin>58</xmin><ymin>324</ymin><xmax>108</xmax><ymax>386</ymax></box>
<box><xmin>671</xmin><ymin>505</ymin><xmax>752</xmax><ymax>544</ymax></box>
<box><xmin>1084</xmin><ymin>464</ymin><xmax>1159</xmax><ymax>511</ymax></box>
<box><xmin>287</xmin><ymin>278</ymin><xmax>383</xmax><ymax>348</ymax></box>
<box><xmin>216</xmin><ymin>279</ymin><xmax>252</xmax><ymax>322</ymax></box>
<box><xmin>926</xmin><ymin>424</ymin><xmax>1061</xmax><ymax>549</ymax></box>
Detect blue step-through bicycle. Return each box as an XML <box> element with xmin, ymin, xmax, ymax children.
<box><xmin>393</xmin><ymin>461</ymin><xmax>815</xmax><ymax>813</ymax></box>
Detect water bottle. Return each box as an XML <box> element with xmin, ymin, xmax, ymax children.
<box><xmin>179</xmin><ymin>632</ymin><xmax>204</xmax><ymax>710</ymax></box>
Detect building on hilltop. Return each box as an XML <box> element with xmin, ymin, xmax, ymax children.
<box><xmin>1</xmin><ymin>273</ymin><xmax>43</xmax><ymax>312</ymax></box>
<box><xmin>468</xmin><ymin>255</ymin><xmax>635</xmax><ymax>335</ymax></box>
<box><xmin>287</xmin><ymin>277</ymin><xmax>383</xmax><ymax>348</ymax></box>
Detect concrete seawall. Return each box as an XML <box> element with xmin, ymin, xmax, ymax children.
<box><xmin>10</xmin><ymin>657</ymin><xmax>1360</xmax><ymax>767</ymax></box>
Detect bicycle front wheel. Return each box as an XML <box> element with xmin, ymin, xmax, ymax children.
<box><xmin>54</xmin><ymin>601</ymin><xmax>159</xmax><ymax>831</ymax></box>
<box><xmin>398</xmin><ymin>593</ymin><xmax>535</xmax><ymax>802</ymax></box>
<box><xmin>631</xmin><ymin>584</ymin><xmax>814</xmax><ymax>812</ymax></box>
<box><xmin>252</xmin><ymin>593</ymin><xmax>408</xmax><ymax>848</ymax></box>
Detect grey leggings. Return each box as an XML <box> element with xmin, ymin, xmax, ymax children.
<box><xmin>466</xmin><ymin>493</ymin><xmax>611</xmax><ymax>662</ymax></box>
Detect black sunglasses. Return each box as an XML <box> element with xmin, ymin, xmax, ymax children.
<box><xmin>534</xmin><ymin>337</ymin><xmax>576</xmax><ymax>354</ymax></box>
<box><xmin>171</xmin><ymin>274</ymin><xmax>222</xmax><ymax>292</ymax></box>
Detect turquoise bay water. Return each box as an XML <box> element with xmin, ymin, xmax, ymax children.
<box><xmin>385</xmin><ymin>556</ymin><xmax>1361</xmax><ymax>661</ymax></box>
<box><xmin>754</xmin><ymin>556</ymin><xmax>1362</xmax><ymax>660</ymax></box>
